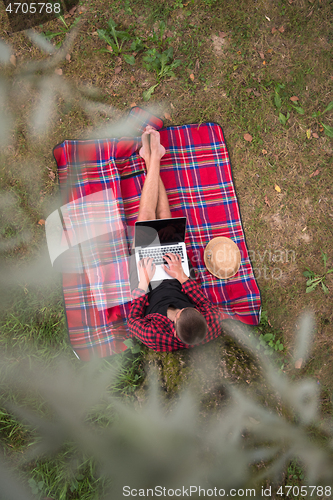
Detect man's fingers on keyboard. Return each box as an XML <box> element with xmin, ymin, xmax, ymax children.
<box><xmin>165</xmin><ymin>253</ymin><xmax>177</xmax><ymax>260</ymax></box>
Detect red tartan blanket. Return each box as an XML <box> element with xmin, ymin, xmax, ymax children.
<box><xmin>52</xmin><ymin>106</ymin><xmax>261</xmax><ymax>360</ymax></box>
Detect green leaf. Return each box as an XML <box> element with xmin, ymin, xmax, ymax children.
<box><xmin>307</xmin><ymin>277</ymin><xmax>322</xmax><ymax>286</ymax></box>
<box><xmin>279</xmin><ymin>343</ymin><xmax>284</xmax><ymax>351</ymax></box>
<box><xmin>306</xmin><ymin>283</ymin><xmax>317</xmax><ymax>293</ymax></box>
<box><xmin>274</xmin><ymin>93</ymin><xmax>282</xmax><ymax>108</ymax></box>
<box><xmin>292</xmin><ymin>105</ymin><xmax>304</xmax><ymax>114</ymax></box>
<box><xmin>322</xmin><ymin>282</ymin><xmax>329</xmax><ymax>294</ymax></box>
<box><xmin>131</xmin><ymin>38</ymin><xmax>145</xmax><ymax>51</ymax></box>
<box><xmin>321</xmin><ymin>122</ymin><xmax>333</xmax><ymax>138</ymax></box>
<box><xmin>107</xmin><ymin>18</ymin><xmax>117</xmax><ymax>29</ymax></box>
<box><xmin>321</xmin><ymin>251</ymin><xmax>327</xmax><ymax>268</ymax></box>
<box><xmin>278</xmin><ymin>112</ymin><xmax>287</xmax><ymax>125</ymax></box>
<box><xmin>263</xmin><ymin>333</ymin><xmax>273</xmax><ymax>341</ymax></box>
<box><xmin>327</xmin><ymin>269</ymin><xmax>333</xmax><ymax>274</ymax></box>
<box><xmin>123</xmin><ymin>54</ymin><xmax>135</xmax><ymax>65</ymax></box>
<box><xmin>43</xmin><ymin>30</ymin><xmax>65</xmax><ymax>40</ymax></box>
<box><xmin>171</xmin><ymin>59</ymin><xmax>182</xmax><ymax>69</ymax></box>
<box><xmin>123</xmin><ymin>339</ymin><xmax>134</xmax><ymax>348</ymax></box>
<box><xmin>97</xmin><ymin>29</ymin><xmax>114</xmax><ymax>47</ymax></box>
<box><xmin>159</xmin><ymin>20</ymin><xmax>166</xmax><ymax>39</ymax></box>
<box><xmin>142</xmin><ymin>83</ymin><xmax>159</xmax><ymax>101</ymax></box>
<box><xmin>303</xmin><ymin>270</ymin><xmax>313</xmax><ymax>278</ymax></box>
<box><xmin>117</xmin><ymin>30</ymin><xmax>131</xmax><ymax>42</ymax></box>
<box><xmin>322</xmin><ymin>100</ymin><xmax>333</xmax><ymax>114</ymax></box>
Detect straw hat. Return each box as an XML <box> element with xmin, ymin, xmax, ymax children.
<box><xmin>204</xmin><ymin>237</ymin><xmax>241</xmax><ymax>279</ymax></box>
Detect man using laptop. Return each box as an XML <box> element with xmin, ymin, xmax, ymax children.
<box><xmin>127</xmin><ymin>126</ymin><xmax>223</xmax><ymax>352</ymax></box>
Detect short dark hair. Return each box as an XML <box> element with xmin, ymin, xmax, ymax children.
<box><xmin>175</xmin><ymin>307</ymin><xmax>208</xmax><ymax>345</ymax></box>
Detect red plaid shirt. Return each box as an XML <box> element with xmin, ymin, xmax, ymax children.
<box><xmin>128</xmin><ymin>279</ymin><xmax>229</xmax><ymax>351</ymax></box>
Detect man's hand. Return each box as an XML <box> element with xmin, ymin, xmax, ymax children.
<box><xmin>138</xmin><ymin>257</ymin><xmax>156</xmax><ymax>292</ymax></box>
<box><xmin>162</xmin><ymin>253</ymin><xmax>188</xmax><ymax>284</ymax></box>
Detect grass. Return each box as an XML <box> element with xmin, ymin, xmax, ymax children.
<box><xmin>0</xmin><ymin>0</ymin><xmax>333</xmax><ymax>496</ymax></box>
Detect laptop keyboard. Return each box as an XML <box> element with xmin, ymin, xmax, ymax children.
<box><xmin>139</xmin><ymin>246</ymin><xmax>184</xmax><ymax>265</ymax></box>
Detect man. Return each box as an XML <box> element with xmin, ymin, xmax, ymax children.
<box><xmin>127</xmin><ymin>126</ymin><xmax>223</xmax><ymax>352</ymax></box>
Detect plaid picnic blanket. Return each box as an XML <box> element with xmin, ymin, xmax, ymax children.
<box><xmin>52</xmin><ymin>106</ymin><xmax>261</xmax><ymax>360</ymax></box>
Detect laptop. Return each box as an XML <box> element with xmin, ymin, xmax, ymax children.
<box><xmin>134</xmin><ymin>217</ymin><xmax>190</xmax><ymax>282</ymax></box>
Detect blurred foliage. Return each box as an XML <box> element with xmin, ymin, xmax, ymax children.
<box><xmin>1</xmin><ymin>312</ymin><xmax>333</xmax><ymax>498</ymax></box>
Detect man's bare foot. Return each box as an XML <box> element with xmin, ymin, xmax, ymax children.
<box><xmin>149</xmin><ymin>127</ymin><xmax>166</xmax><ymax>161</ymax></box>
<box><xmin>139</xmin><ymin>125</ymin><xmax>165</xmax><ymax>168</ymax></box>
<box><xmin>139</xmin><ymin>128</ymin><xmax>151</xmax><ymax>165</ymax></box>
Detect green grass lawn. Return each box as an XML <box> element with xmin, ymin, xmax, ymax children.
<box><xmin>0</xmin><ymin>0</ymin><xmax>333</xmax><ymax>497</ymax></box>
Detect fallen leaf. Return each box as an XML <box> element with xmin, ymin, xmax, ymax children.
<box><xmin>290</xmin><ymin>95</ymin><xmax>299</xmax><ymax>101</ymax></box>
<box><xmin>262</xmin><ymin>149</ymin><xmax>268</xmax><ymax>155</ymax></box>
<box><xmin>312</xmin><ymin>132</ymin><xmax>319</xmax><ymax>138</ymax></box>
<box><xmin>265</xmin><ymin>15</ymin><xmax>271</xmax><ymax>21</ymax></box>
<box><xmin>267</xmin><ymin>48</ymin><xmax>273</xmax><ymax>53</ymax></box>
<box><xmin>319</xmin><ymin>126</ymin><xmax>324</xmax><ymax>132</ymax></box>
<box><xmin>38</xmin><ymin>219</ymin><xmax>45</xmax><ymax>225</ymax></box>
<box><xmin>245</xmin><ymin>88</ymin><xmax>253</xmax><ymax>93</ymax></box>
<box><xmin>278</xmin><ymin>26</ymin><xmax>285</xmax><ymax>33</ymax></box>
<box><xmin>272</xmin><ymin>27</ymin><xmax>277</xmax><ymax>33</ymax></box>
<box><xmin>195</xmin><ymin>59</ymin><xmax>200</xmax><ymax>71</ymax></box>
<box><xmin>68</xmin><ymin>5</ymin><xmax>77</xmax><ymax>15</ymax></box>
<box><xmin>273</xmin><ymin>154</ymin><xmax>279</xmax><ymax>160</ymax></box>
<box><xmin>306</xmin><ymin>9</ymin><xmax>313</xmax><ymax>18</ymax></box>
<box><xmin>253</xmin><ymin>91</ymin><xmax>261</xmax><ymax>97</ymax></box>
<box><xmin>65</xmin><ymin>53</ymin><xmax>71</xmax><ymax>62</ymax></box>
<box><xmin>244</xmin><ymin>133</ymin><xmax>253</xmax><ymax>142</ymax></box>
<box><xmin>130</xmin><ymin>102</ymin><xmax>137</xmax><ymax>107</ymax></box>
<box><xmin>106</xmin><ymin>45</ymin><xmax>113</xmax><ymax>52</ymax></box>
<box><xmin>55</xmin><ymin>68</ymin><xmax>62</xmax><ymax>75</ymax></box>
<box><xmin>164</xmin><ymin>112</ymin><xmax>171</xmax><ymax>120</ymax></box>
<box><xmin>295</xmin><ymin>358</ymin><xmax>303</xmax><ymax>369</ymax></box>
<box><xmin>189</xmin><ymin>73</ymin><xmax>195</xmax><ymax>81</ymax></box>
<box><xmin>10</xmin><ymin>54</ymin><xmax>16</xmax><ymax>66</ymax></box>
<box><xmin>219</xmin><ymin>31</ymin><xmax>227</xmax><ymax>38</ymax></box>
<box><xmin>263</xmin><ymin>60</ymin><xmax>266</xmax><ymax>65</ymax></box>
<box><xmin>310</xmin><ymin>169</ymin><xmax>320</xmax><ymax>177</ymax></box>
<box><xmin>48</xmin><ymin>171</ymin><xmax>55</xmax><ymax>181</ymax></box>
<box><xmin>115</xmin><ymin>66</ymin><xmax>122</xmax><ymax>74</ymax></box>
<box><xmin>259</xmin><ymin>51</ymin><xmax>265</xmax><ymax>59</ymax></box>
<box><xmin>116</xmin><ymin>57</ymin><xmax>122</xmax><ymax>65</ymax></box>
<box><xmin>264</xmin><ymin>195</ymin><xmax>271</xmax><ymax>207</ymax></box>
<box><xmin>306</xmin><ymin>128</ymin><xmax>311</xmax><ymax>139</ymax></box>
<box><xmin>274</xmin><ymin>184</ymin><xmax>281</xmax><ymax>192</ymax></box>
<box><xmin>237</xmin><ymin>50</ymin><xmax>242</xmax><ymax>55</ymax></box>
<box><xmin>170</xmin><ymin>103</ymin><xmax>175</xmax><ymax>109</ymax></box>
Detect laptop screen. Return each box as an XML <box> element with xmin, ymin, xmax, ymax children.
<box><xmin>135</xmin><ymin>217</ymin><xmax>187</xmax><ymax>248</ymax></box>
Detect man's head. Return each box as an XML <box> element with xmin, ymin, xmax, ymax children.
<box><xmin>174</xmin><ymin>307</ymin><xmax>208</xmax><ymax>345</ymax></box>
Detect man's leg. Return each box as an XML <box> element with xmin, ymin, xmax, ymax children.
<box><xmin>136</xmin><ymin>146</ymin><xmax>160</xmax><ymax>222</ymax></box>
<box><xmin>131</xmin><ymin>129</ymin><xmax>166</xmax><ymax>291</ymax></box>
<box><xmin>139</xmin><ymin>126</ymin><xmax>171</xmax><ymax>220</ymax></box>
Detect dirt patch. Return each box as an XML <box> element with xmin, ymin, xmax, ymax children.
<box><xmin>211</xmin><ymin>34</ymin><xmax>229</xmax><ymax>57</ymax></box>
